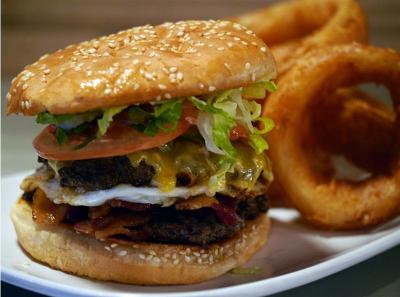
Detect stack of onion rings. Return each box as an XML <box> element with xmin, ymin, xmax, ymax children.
<box><xmin>233</xmin><ymin>0</ymin><xmax>397</xmax><ymax>218</ymax></box>
<box><xmin>231</xmin><ymin>0</ymin><xmax>368</xmax><ymax>75</ymax></box>
<box><xmin>263</xmin><ymin>44</ymin><xmax>400</xmax><ymax>229</ymax></box>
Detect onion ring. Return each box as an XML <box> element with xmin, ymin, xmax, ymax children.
<box><xmin>263</xmin><ymin>44</ymin><xmax>400</xmax><ymax>229</ymax></box>
<box><xmin>231</xmin><ymin>0</ymin><xmax>368</xmax><ymax>75</ymax></box>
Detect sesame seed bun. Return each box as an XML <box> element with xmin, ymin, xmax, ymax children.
<box><xmin>11</xmin><ymin>198</ymin><xmax>271</xmax><ymax>285</ymax></box>
<box><xmin>7</xmin><ymin>20</ymin><xmax>276</xmax><ymax>116</ymax></box>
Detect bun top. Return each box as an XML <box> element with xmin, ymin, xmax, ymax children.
<box><xmin>7</xmin><ymin>20</ymin><xmax>276</xmax><ymax>115</ymax></box>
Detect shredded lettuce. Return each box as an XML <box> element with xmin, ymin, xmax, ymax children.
<box><xmin>242</xmin><ymin>80</ymin><xmax>277</xmax><ymax>99</ymax></box>
<box><xmin>54</xmin><ymin>122</ymin><xmax>92</xmax><ymax>145</ymax></box>
<box><xmin>212</xmin><ymin>112</ymin><xmax>237</xmax><ymax>159</ymax></box>
<box><xmin>208</xmin><ymin>156</ymin><xmax>235</xmax><ymax>195</ymax></box>
<box><xmin>253</xmin><ymin>117</ymin><xmax>275</xmax><ymax>134</ymax></box>
<box><xmin>249</xmin><ymin>134</ymin><xmax>269</xmax><ymax>154</ymax></box>
<box><xmin>36</xmin><ymin>111</ymin><xmax>100</xmax><ymax>129</ymax></box>
<box><xmin>191</xmin><ymin>79</ymin><xmax>276</xmax><ymax>158</ymax></box>
<box><xmin>35</xmin><ymin>79</ymin><xmax>276</xmax><ymax>153</ymax></box>
<box><xmin>36</xmin><ymin>112</ymin><xmax>74</xmax><ymax>125</ymax></box>
<box><xmin>189</xmin><ymin>96</ymin><xmax>237</xmax><ymax>160</ymax></box>
<box><xmin>55</xmin><ymin>127</ymin><xmax>68</xmax><ymax>145</ymax></box>
<box><xmin>96</xmin><ymin>106</ymin><xmax>127</xmax><ymax>138</ymax></box>
<box><xmin>128</xmin><ymin>99</ymin><xmax>182</xmax><ymax>136</ymax></box>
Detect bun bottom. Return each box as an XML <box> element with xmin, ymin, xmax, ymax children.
<box><xmin>11</xmin><ymin>198</ymin><xmax>271</xmax><ymax>285</ymax></box>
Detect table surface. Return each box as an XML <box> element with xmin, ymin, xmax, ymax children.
<box><xmin>2</xmin><ymin>0</ymin><xmax>400</xmax><ymax>295</ymax></box>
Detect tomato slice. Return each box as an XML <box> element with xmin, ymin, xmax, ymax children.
<box><xmin>33</xmin><ymin>103</ymin><xmax>248</xmax><ymax>161</ymax></box>
<box><xmin>33</xmin><ymin>105</ymin><xmax>198</xmax><ymax>161</ymax></box>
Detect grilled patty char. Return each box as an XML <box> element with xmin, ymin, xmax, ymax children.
<box><xmin>40</xmin><ymin>156</ymin><xmax>156</xmax><ymax>190</ymax></box>
<box><xmin>144</xmin><ymin>207</ymin><xmax>244</xmax><ymax>245</ymax></box>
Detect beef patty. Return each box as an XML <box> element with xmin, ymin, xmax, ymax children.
<box><xmin>39</xmin><ymin>156</ymin><xmax>197</xmax><ymax>191</ymax></box>
<box><xmin>40</xmin><ymin>156</ymin><xmax>156</xmax><ymax>191</ymax></box>
<box><xmin>25</xmin><ymin>190</ymin><xmax>269</xmax><ymax>245</ymax></box>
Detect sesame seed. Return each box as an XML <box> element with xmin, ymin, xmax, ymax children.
<box><xmin>193</xmin><ymin>252</ymin><xmax>200</xmax><ymax>257</ymax></box>
<box><xmin>145</xmin><ymin>61</ymin><xmax>151</xmax><ymax>66</ymax></box>
<box><xmin>233</xmin><ymin>23</ymin><xmax>242</xmax><ymax>30</ymax></box>
<box><xmin>197</xmin><ymin>258</ymin><xmax>202</xmax><ymax>264</ymax></box>
<box><xmin>145</xmin><ymin>72</ymin><xmax>153</xmax><ymax>80</ymax></box>
<box><xmin>22</xmin><ymin>83</ymin><xmax>28</xmax><ymax>90</ymax></box>
<box><xmin>208</xmin><ymin>85</ymin><xmax>216</xmax><ymax>92</ymax></box>
<box><xmin>217</xmin><ymin>47</ymin><xmax>225</xmax><ymax>51</ymax></box>
<box><xmin>149</xmin><ymin>250</ymin><xmax>157</xmax><ymax>256</ymax></box>
<box><xmin>164</xmin><ymin>92</ymin><xmax>172</xmax><ymax>99</ymax></box>
<box><xmin>146</xmin><ymin>255</ymin><xmax>153</xmax><ymax>261</ymax></box>
<box><xmin>110</xmin><ymin>243</ymin><xmax>118</xmax><ymax>248</ymax></box>
<box><xmin>158</xmin><ymin>84</ymin><xmax>166</xmax><ymax>90</ymax></box>
<box><xmin>169</xmin><ymin>66</ymin><xmax>177</xmax><ymax>73</ymax></box>
<box><xmin>176</xmin><ymin>72</ymin><xmax>183</xmax><ymax>81</ymax></box>
<box><xmin>118</xmin><ymin>250</ymin><xmax>127</xmax><ymax>256</ymax></box>
<box><xmin>184</xmin><ymin>256</ymin><xmax>191</xmax><ymax>263</ymax></box>
<box><xmin>260</xmin><ymin>47</ymin><xmax>267</xmax><ymax>53</ymax></box>
<box><xmin>199</xmin><ymin>83</ymin><xmax>205</xmax><ymax>89</ymax></box>
<box><xmin>133</xmin><ymin>59</ymin><xmax>139</xmax><ymax>65</ymax></box>
<box><xmin>245</xmin><ymin>62</ymin><xmax>251</xmax><ymax>70</ymax></box>
<box><xmin>139</xmin><ymin>253</ymin><xmax>146</xmax><ymax>260</ymax></box>
<box><xmin>39</xmin><ymin>54</ymin><xmax>49</xmax><ymax>60</ymax></box>
<box><xmin>133</xmin><ymin>83</ymin><xmax>140</xmax><ymax>90</ymax></box>
<box><xmin>152</xmin><ymin>257</ymin><xmax>161</xmax><ymax>264</ymax></box>
<box><xmin>251</xmin><ymin>73</ymin><xmax>256</xmax><ymax>81</ymax></box>
<box><xmin>6</xmin><ymin>93</ymin><xmax>11</xmax><ymax>101</ymax></box>
<box><xmin>227</xmin><ymin>42</ymin><xmax>233</xmax><ymax>48</ymax></box>
<box><xmin>104</xmin><ymin>246</ymin><xmax>111</xmax><ymax>251</ymax></box>
<box><xmin>87</xmin><ymin>48</ymin><xmax>96</xmax><ymax>54</ymax></box>
<box><xmin>43</xmin><ymin>69</ymin><xmax>51</xmax><ymax>75</ymax></box>
<box><xmin>173</xmin><ymin>259</ymin><xmax>179</xmax><ymax>265</ymax></box>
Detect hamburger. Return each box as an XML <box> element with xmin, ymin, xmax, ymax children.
<box><xmin>7</xmin><ymin>20</ymin><xmax>277</xmax><ymax>284</ymax></box>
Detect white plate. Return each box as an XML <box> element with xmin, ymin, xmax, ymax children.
<box><xmin>2</xmin><ymin>171</ymin><xmax>400</xmax><ymax>297</ymax></box>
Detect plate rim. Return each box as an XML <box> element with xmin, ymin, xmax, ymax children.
<box><xmin>2</xmin><ymin>172</ymin><xmax>400</xmax><ymax>297</ymax></box>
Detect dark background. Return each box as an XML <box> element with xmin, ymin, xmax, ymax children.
<box><xmin>2</xmin><ymin>0</ymin><xmax>400</xmax><ymax>82</ymax></box>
